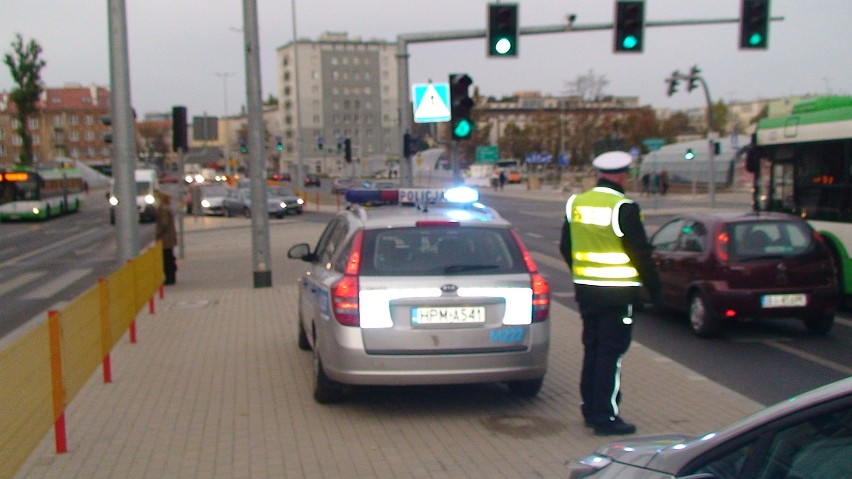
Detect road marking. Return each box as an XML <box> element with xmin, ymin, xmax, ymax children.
<box><xmin>23</xmin><ymin>268</ymin><xmax>93</xmax><ymax>300</ymax></box>
<box><xmin>758</xmin><ymin>339</ymin><xmax>852</xmax><ymax>376</ymax></box>
<box><xmin>0</xmin><ymin>228</ymin><xmax>104</xmax><ymax>269</ymax></box>
<box><xmin>0</xmin><ymin>271</ymin><xmax>46</xmax><ymax>297</ymax></box>
<box><xmin>525</xmin><ymin>232</ymin><xmax>544</xmax><ymax>239</ymax></box>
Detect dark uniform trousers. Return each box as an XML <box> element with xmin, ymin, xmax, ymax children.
<box><xmin>577</xmin><ymin>287</ymin><xmax>634</xmax><ymax>423</ymax></box>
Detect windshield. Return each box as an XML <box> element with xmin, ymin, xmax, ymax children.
<box><xmin>268</xmin><ymin>187</ymin><xmax>295</xmax><ymax>197</ymax></box>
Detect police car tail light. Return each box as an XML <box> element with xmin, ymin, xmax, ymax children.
<box><xmin>332</xmin><ymin>231</ymin><xmax>364</xmax><ymax>326</ymax></box>
<box><xmin>510</xmin><ymin>231</ymin><xmax>550</xmax><ymax>322</ymax></box>
<box><xmin>415</xmin><ymin>220</ymin><xmax>460</xmax><ymax>227</ymax></box>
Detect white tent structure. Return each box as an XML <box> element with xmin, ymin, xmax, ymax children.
<box><xmin>638</xmin><ymin>136</ymin><xmax>750</xmax><ymax>189</ymax></box>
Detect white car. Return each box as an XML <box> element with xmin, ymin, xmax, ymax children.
<box><xmin>288</xmin><ymin>186</ymin><xmax>551</xmax><ymax>403</ymax></box>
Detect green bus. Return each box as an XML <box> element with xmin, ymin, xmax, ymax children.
<box><xmin>748</xmin><ymin>96</ymin><xmax>852</xmax><ymax>303</ymax></box>
<box><xmin>0</xmin><ymin>165</ymin><xmax>85</xmax><ymax>221</ymax></box>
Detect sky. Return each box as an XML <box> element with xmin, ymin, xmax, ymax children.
<box><xmin>2</xmin><ymin>0</ymin><xmax>851</xmax><ymax>120</ymax></box>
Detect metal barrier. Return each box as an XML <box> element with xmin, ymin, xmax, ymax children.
<box><xmin>0</xmin><ymin>241</ymin><xmax>164</xmax><ymax>478</ymax></box>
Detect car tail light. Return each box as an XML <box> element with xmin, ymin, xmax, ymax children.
<box><xmin>715</xmin><ymin>230</ymin><xmax>730</xmax><ymax>263</ymax></box>
<box><xmin>332</xmin><ymin>231</ymin><xmax>364</xmax><ymax>326</ymax></box>
<box><xmin>510</xmin><ymin>230</ymin><xmax>550</xmax><ymax>322</ymax></box>
<box><xmin>415</xmin><ymin>220</ymin><xmax>460</xmax><ymax>227</ymax></box>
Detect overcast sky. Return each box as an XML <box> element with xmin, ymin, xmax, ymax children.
<box><xmin>2</xmin><ymin>0</ymin><xmax>850</xmax><ymax>120</ymax></box>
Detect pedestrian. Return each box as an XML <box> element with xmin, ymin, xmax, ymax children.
<box><xmin>499</xmin><ymin>169</ymin><xmax>507</xmax><ymax>190</ymax></box>
<box><xmin>559</xmin><ymin>151</ymin><xmax>661</xmax><ymax>436</ymax></box>
<box><xmin>640</xmin><ymin>173</ymin><xmax>650</xmax><ymax>196</ymax></box>
<box><xmin>660</xmin><ymin>170</ymin><xmax>670</xmax><ymax>196</ymax></box>
<box><xmin>155</xmin><ymin>190</ymin><xmax>178</xmax><ymax>285</ymax></box>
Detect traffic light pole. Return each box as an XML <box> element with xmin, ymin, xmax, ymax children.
<box><xmin>395</xmin><ymin>15</ymin><xmax>781</xmax><ymax>186</ymax></box>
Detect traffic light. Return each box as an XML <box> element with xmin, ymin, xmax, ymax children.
<box><xmin>614</xmin><ymin>0</ymin><xmax>644</xmax><ymax>53</ymax></box>
<box><xmin>449</xmin><ymin>73</ymin><xmax>474</xmax><ymax>140</ymax></box>
<box><xmin>487</xmin><ymin>3</ymin><xmax>518</xmax><ymax>57</ymax></box>
<box><xmin>666</xmin><ymin>71</ymin><xmax>680</xmax><ymax>97</ymax></box>
<box><xmin>685</xmin><ymin>148</ymin><xmax>695</xmax><ymax>160</ymax></box>
<box><xmin>687</xmin><ymin>65</ymin><xmax>701</xmax><ymax>92</ymax></box>
<box><xmin>239</xmin><ymin>138</ymin><xmax>248</xmax><ymax>154</ymax></box>
<box><xmin>740</xmin><ymin>0</ymin><xmax>769</xmax><ymax>49</ymax></box>
<box><xmin>276</xmin><ymin>136</ymin><xmax>284</xmax><ymax>151</ymax></box>
<box><xmin>172</xmin><ymin>106</ymin><xmax>188</xmax><ymax>152</ymax></box>
<box><xmin>344</xmin><ymin>138</ymin><xmax>352</xmax><ymax>162</ymax></box>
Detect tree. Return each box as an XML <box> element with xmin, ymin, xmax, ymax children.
<box><xmin>3</xmin><ymin>34</ymin><xmax>46</xmax><ymax>166</ymax></box>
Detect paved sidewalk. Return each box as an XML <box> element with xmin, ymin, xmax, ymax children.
<box><xmin>13</xmin><ymin>190</ymin><xmax>764</xmax><ymax>479</ymax></box>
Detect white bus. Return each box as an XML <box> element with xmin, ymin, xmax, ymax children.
<box><xmin>749</xmin><ymin>96</ymin><xmax>852</xmax><ymax>302</ymax></box>
<box><xmin>0</xmin><ymin>166</ymin><xmax>85</xmax><ymax>221</ymax></box>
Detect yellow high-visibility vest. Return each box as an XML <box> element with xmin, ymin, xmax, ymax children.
<box><xmin>566</xmin><ymin>187</ymin><xmax>641</xmax><ymax>287</ymax></box>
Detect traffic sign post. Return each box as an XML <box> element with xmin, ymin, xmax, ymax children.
<box><xmin>412</xmin><ymin>83</ymin><xmax>451</xmax><ymax>123</ymax></box>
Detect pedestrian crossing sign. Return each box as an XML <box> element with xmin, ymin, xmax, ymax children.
<box><xmin>412</xmin><ymin>83</ymin><xmax>451</xmax><ymax>123</ymax></box>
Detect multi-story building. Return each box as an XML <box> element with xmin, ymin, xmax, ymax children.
<box><xmin>0</xmin><ymin>84</ymin><xmax>112</xmax><ymax>168</ymax></box>
<box><xmin>276</xmin><ymin>31</ymin><xmax>401</xmax><ymax>177</ymax></box>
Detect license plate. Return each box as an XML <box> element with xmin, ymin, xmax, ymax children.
<box><xmin>411</xmin><ymin>306</ymin><xmax>486</xmax><ymax>324</ymax></box>
<box><xmin>761</xmin><ymin>294</ymin><xmax>807</xmax><ymax>308</ymax></box>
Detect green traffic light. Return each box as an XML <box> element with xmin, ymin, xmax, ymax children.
<box><xmin>622</xmin><ymin>35</ymin><xmax>639</xmax><ymax>50</ymax></box>
<box><xmin>494</xmin><ymin>38</ymin><xmax>513</xmax><ymax>55</ymax></box>
<box><xmin>748</xmin><ymin>33</ymin><xmax>763</xmax><ymax>46</ymax></box>
<box><xmin>276</xmin><ymin>144</ymin><xmax>283</xmax><ymax>151</ymax></box>
<box><xmin>684</xmin><ymin>149</ymin><xmax>695</xmax><ymax>160</ymax></box>
<box><xmin>453</xmin><ymin>119</ymin><xmax>474</xmax><ymax>139</ymax></box>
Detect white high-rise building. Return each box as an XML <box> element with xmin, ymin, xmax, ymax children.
<box><xmin>276</xmin><ymin>32</ymin><xmax>401</xmax><ymax>177</ymax></box>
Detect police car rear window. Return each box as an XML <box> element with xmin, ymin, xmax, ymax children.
<box><xmin>359</xmin><ymin>227</ymin><xmax>526</xmax><ymax>276</ymax></box>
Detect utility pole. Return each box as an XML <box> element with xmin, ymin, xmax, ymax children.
<box><xmin>241</xmin><ymin>0</ymin><xmax>272</xmax><ymax>288</ymax></box>
<box><xmin>107</xmin><ymin>0</ymin><xmax>139</xmax><ymax>263</ymax></box>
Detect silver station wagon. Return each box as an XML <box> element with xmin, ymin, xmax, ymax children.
<box><xmin>288</xmin><ymin>186</ymin><xmax>551</xmax><ymax>403</ymax></box>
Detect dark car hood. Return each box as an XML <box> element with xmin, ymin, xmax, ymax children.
<box><xmin>595</xmin><ymin>434</ymin><xmax>697</xmax><ymax>470</ymax></box>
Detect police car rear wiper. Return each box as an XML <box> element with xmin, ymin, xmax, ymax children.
<box><xmin>443</xmin><ymin>264</ymin><xmax>500</xmax><ymax>273</ymax></box>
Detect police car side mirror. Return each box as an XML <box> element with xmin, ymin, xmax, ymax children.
<box><xmin>287</xmin><ymin>243</ymin><xmax>314</xmax><ymax>262</ymax></box>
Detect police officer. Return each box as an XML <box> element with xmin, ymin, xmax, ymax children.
<box><xmin>559</xmin><ymin>151</ymin><xmax>661</xmax><ymax>436</ymax></box>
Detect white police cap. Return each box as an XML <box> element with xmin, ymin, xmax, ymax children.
<box><xmin>592</xmin><ymin>151</ymin><xmax>633</xmax><ymax>173</ymax></box>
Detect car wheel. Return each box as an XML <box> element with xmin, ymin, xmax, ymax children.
<box><xmin>507</xmin><ymin>377</ymin><xmax>544</xmax><ymax>398</ymax></box>
<box><xmin>804</xmin><ymin>314</ymin><xmax>834</xmax><ymax>335</ymax></box>
<box><xmin>297</xmin><ymin>316</ymin><xmax>311</xmax><ymax>351</ymax></box>
<box><xmin>243</xmin><ymin>207</ymin><xmax>251</xmax><ymax>218</ymax></box>
<box><xmin>296</xmin><ymin>208</ymin><xmax>303</xmax><ymax>215</ymax></box>
<box><xmin>313</xmin><ymin>340</ymin><xmax>345</xmax><ymax>404</ymax></box>
<box><xmin>688</xmin><ymin>291</ymin><xmax>720</xmax><ymax>338</ymax></box>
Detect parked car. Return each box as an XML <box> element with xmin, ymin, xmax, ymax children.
<box><xmin>304</xmin><ymin>173</ymin><xmax>321</xmax><ymax>187</ymax></box>
<box><xmin>506</xmin><ymin>170</ymin><xmax>523</xmax><ymax>184</ymax></box>
<box><xmin>287</xmin><ymin>186</ymin><xmax>551</xmax><ymax>403</ymax></box>
<box><xmin>647</xmin><ymin>211</ymin><xmax>839</xmax><ymax>337</ymax></box>
<box><xmin>566</xmin><ymin>376</ymin><xmax>852</xmax><ymax>479</ymax></box>
<box><xmin>222</xmin><ymin>187</ymin><xmax>304</xmax><ymax>218</ymax></box>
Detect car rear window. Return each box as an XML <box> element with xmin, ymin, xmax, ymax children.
<box><xmin>359</xmin><ymin>226</ymin><xmax>526</xmax><ymax>276</ymax></box>
<box><xmin>728</xmin><ymin>220</ymin><xmax>816</xmax><ymax>260</ymax></box>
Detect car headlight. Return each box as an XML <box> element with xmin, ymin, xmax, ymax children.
<box><xmin>201</xmin><ymin>199</ymin><xmax>211</xmax><ymax>208</ymax></box>
<box><xmin>566</xmin><ymin>454</ymin><xmax>613</xmax><ymax>479</ymax></box>
<box><xmin>145</xmin><ymin>194</ymin><xmax>155</xmax><ymax>204</ymax></box>
<box><xmin>297</xmin><ymin>198</ymin><xmax>305</xmax><ymax>205</ymax></box>
<box><xmin>109</xmin><ymin>196</ymin><xmax>119</xmax><ymax>206</ymax></box>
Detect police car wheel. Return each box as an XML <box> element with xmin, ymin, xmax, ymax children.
<box><xmin>689</xmin><ymin>291</ymin><xmax>720</xmax><ymax>338</ymax></box>
<box><xmin>507</xmin><ymin>377</ymin><xmax>544</xmax><ymax>398</ymax></box>
<box><xmin>297</xmin><ymin>312</ymin><xmax>311</xmax><ymax>351</ymax></box>
<box><xmin>313</xmin><ymin>341</ymin><xmax>345</xmax><ymax>404</ymax></box>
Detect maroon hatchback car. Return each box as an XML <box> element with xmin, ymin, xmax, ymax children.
<box><xmin>648</xmin><ymin>211</ymin><xmax>839</xmax><ymax>337</ymax></box>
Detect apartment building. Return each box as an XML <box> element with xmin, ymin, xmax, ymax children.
<box><xmin>276</xmin><ymin>31</ymin><xmax>401</xmax><ymax>177</ymax></box>
<box><xmin>0</xmin><ymin>84</ymin><xmax>112</xmax><ymax>168</ymax></box>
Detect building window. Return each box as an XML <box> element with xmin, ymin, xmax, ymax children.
<box><xmin>32</xmin><ymin>134</ymin><xmax>40</xmax><ymax>145</ymax></box>
<box><xmin>28</xmin><ymin>118</ymin><xmax>39</xmax><ymax>129</ymax></box>
<box><xmin>85</xmin><ymin>114</ymin><xmax>94</xmax><ymax>125</ymax></box>
<box><xmin>68</xmin><ymin>115</ymin><xmax>79</xmax><ymax>126</ymax></box>
<box><xmin>53</xmin><ymin>115</ymin><xmax>64</xmax><ymax>128</ymax></box>
<box><xmin>85</xmin><ymin>130</ymin><xmax>95</xmax><ymax>141</ymax></box>
<box><xmin>69</xmin><ymin>131</ymin><xmax>79</xmax><ymax>141</ymax></box>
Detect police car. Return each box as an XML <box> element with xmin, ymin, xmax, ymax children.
<box><xmin>287</xmin><ymin>186</ymin><xmax>551</xmax><ymax>403</ymax></box>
